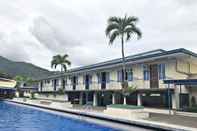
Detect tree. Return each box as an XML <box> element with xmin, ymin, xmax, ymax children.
<box><xmin>14</xmin><ymin>75</ymin><xmax>33</xmax><ymax>89</ymax></box>
<box><xmin>105</xmin><ymin>15</ymin><xmax>142</xmax><ymax>105</ymax></box>
<box><xmin>122</xmin><ymin>85</ymin><xmax>137</xmax><ymax>105</ymax></box>
<box><xmin>51</xmin><ymin>54</ymin><xmax>71</xmax><ymax>89</ymax></box>
<box><xmin>14</xmin><ymin>75</ymin><xmax>33</xmax><ymax>97</ymax></box>
<box><xmin>51</xmin><ymin>54</ymin><xmax>71</xmax><ymax>72</ymax></box>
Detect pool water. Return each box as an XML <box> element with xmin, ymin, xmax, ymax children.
<box><xmin>0</xmin><ymin>101</ymin><xmax>120</xmax><ymax>131</ymax></box>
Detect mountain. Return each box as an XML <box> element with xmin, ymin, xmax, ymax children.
<box><xmin>0</xmin><ymin>56</ymin><xmax>54</xmax><ymax>79</ymax></box>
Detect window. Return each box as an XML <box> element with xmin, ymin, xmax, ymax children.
<box><xmin>127</xmin><ymin>69</ymin><xmax>133</xmax><ymax>81</ymax></box>
<box><xmin>83</xmin><ymin>75</ymin><xmax>93</xmax><ymax>84</ymax></box>
<box><xmin>47</xmin><ymin>80</ymin><xmax>50</xmax><ymax>84</ymax></box>
<box><xmin>97</xmin><ymin>73</ymin><xmax>101</xmax><ymax>83</ymax></box>
<box><xmin>118</xmin><ymin>69</ymin><xmax>133</xmax><ymax>82</ymax></box>
<box><xmin>158</xmin><ymin>63</ymin><xmax>165</xmax><ymax>79</ymax></box>
<box><xmin>75</xmin><ymin>76</ymin><xmax>78</xmax><ymax>85</ymax></box>
<box><xmin>143</xmin><ymin>65</ymin><xmax>150</xmax><ymax>80</ymax></box>
<box><xmin>65</xmin><ymin>77</ymin><xmax>67</xmax><ymax>85</ymax></box>
<box><xmin>117</xmin><ymin>70</ymin><xmax>122</xmax><ymax>82</ymax></box>
<box><xmin>83</xmin><ymin>75</ymin><xmax>86</xmax><ymax>85</ymax></box>
<box><xmin>89</xmin><ymin>75</ymin><xmax>92</xmax><ymax>84</ymax></box>
<box><xmin>106</xmin><ymin>72</ymin><xmax>110</xmax><ymax>83</ymax></box>
<box><xmin>56</xmin><ymin>79</ymin><xmax>59</xmax><ymax>86</ymax></box>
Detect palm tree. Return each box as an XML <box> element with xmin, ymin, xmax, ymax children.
<box><xmin>51</xmin><ymin>54</ymin><xmax>71</xmax><ymax>89</ymax></box>
<box><xmin>105</xmin><ymin>15</ymin><xmax>142</xmax><ymax>105</ymax></box>
<box><xmin>51</xmin><ymin>54</ymin><xmax>71</xmax><ymax>72</ymax></box>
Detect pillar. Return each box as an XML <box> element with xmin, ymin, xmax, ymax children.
<box><xmin>93</xmin><ymin>92</ymin><xmax>98</xmax><ymax>106</ymax></box>
<box><xmin>123</xmin><ymin>96</ymin><xmax>127</xmax><ymax>105</ymax></box>
<box><xmin>112</xmin><ymin>93</ymin><xmax>116</xmax><ymax>104</ymax></box>
<box><xmin>172</xmin><ymin>93</ymin><xmax>177</xmax><ymax>110</ymax></box>
<box><xmin>137</xmin><ymin>93</ymin><xmax>142</xmax><ymax>106</ymax></box>
<box><xmin>85</xmin><ymin>92</ymin><xmax>88</xmax><ymax>104</ymax></box>
<box><xmin>79</xmin><ymin>92</ymin><xmax>83</xmax><ymax>105</ymax></box>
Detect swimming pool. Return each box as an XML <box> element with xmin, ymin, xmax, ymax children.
<box><xmin>0</xmin><ymin>101</ymin><xmax>119</xmax><ymax>131</ymax></box>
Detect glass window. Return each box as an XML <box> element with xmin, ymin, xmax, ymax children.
<box><xmin>83</xmin><ymin>75</ymin><xmax>86</xmax><ymax>85</ymax></box>
<box><xmin>75</xmin><ymin>76</ymin><xmax>78</xmax><ymax>85</ymax></box>
<box><xmin>127</xmin><ymin>69</ymin><xmax>133</xmax><ymax>81</ymax></box>
<box><xmin>106</xmin><ymin>72</ymin><xmax>110</xmax><ymax>83</ymax></box>
<box><xmin>56</xmin><ymin>79</ymin><xmax>59</xmax><ymax>86</ymax></box>
<box><xmin>97</xmin><ymin>73</ymin><xmax>101</xmax><ymax>83</ymax></box>
<box><xmin>89</xmin><ymin>75</ymin><xmax>92</xmax><ymax>84</ymax></box>
<box><xmin>143</xmin><ymin>65</ymin><xmax>150</xmax><ymax>80</ymax></box>
<box><xmin>158</xmin><ymin>63</ymin><xmax>165</xmax><ymax>79</ymax></box>
<box><xmin>117</xmin><ymin>70</ymin><xmax>122</xmax><ymax>82</ymax></box>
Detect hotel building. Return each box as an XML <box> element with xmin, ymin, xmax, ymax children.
<box><xmin>35</xmin><ymin>48</ymin><xmax>197</xmax><ymax>110</ymax></box>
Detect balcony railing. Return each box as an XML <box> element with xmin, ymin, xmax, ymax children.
<box><xmin>38</xmin><ymin>78</ymin><xmax>161</xmax><ymax>92</ymax></box>
<box><xmin>63</xmin><ymin>80</ymin><xmax>123</xmax><ymax>91</ymax></box>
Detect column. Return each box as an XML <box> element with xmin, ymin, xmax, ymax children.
<box><xmin>85</xmin><ymin>92</ymin><xmax>89</xmax><ymax>104</ymax></box>
<box><xmin>79</xmin><ymin>92</ymin><xmax>83</xmax><ymax>105</ymax></box>
<box><xmin>93</xmin><ymin>92</ymin><xmax>98</xmax><ymax>106</ymax></box>
<box><xmin>123</xmin><ymin>96</ymin><xmax>127</xmax><ymax>105</ymax></box>
<box><xmin>137</xmin><ymin>93</ymin><xmax>142</xmax><ymax>106</ymax></box>
<box><xmin>172</xmin><ymin>93</ymin><xmax>177</xmax><ymax>110</ymax></box>
<box><xmin>112</xmin><ymin>93</ymin><xmax>116</xmax><ymax>104</ymax></box>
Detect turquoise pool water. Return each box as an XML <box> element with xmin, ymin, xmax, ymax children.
<box><xmin>0</xmin><ymin>101</ymin><xmax>119</xmax><ymax>131</ymax></box>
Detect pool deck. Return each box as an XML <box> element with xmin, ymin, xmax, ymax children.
<box><xmin>6</xmin><ymin>99</ymin><xmax>197</xmax><ymax>131</ymax></box>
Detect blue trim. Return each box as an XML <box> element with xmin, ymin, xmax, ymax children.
<box><xmin>158</xmin><ymin>63</ymin><xmax>166</xmax><ymax>80</ymax></box>
<box><xmin>164</xmin><ymin>79</ymin><xmax>197</xmax><ymax>85</ymax></box>
<box><xmin>143</xmin><ymin>65</ymin><xmax>150</xmax><ymax>80</ymax></box>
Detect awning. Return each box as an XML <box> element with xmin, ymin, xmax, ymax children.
<box><xmin>164</xmin><ymin>79</ymin><xmax>197</xmax><ymax>85</ymax></box>
<box><xmin>137</xmin><ymin>88</ymin><xmax>174</xmax><ymax>93</ymax></box>
<box><xmin>20</xmin><ymin>87</ymin><xmax>38</xmax><ymax>91</ymax></box>
<box><xmin>0</xmin><ymin>86</ymin><xmax>16</xmax><ymax>90</ymax></box>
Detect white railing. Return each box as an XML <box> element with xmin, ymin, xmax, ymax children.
<box><xmin>39</xmin><ymin>78</ymin><xmax>170</xmax><ymax>92</ymax></box>
<box><xmin>64</xmin><ymin>80</ymin><xmax>122</xmax><ymax>91</ymax></box>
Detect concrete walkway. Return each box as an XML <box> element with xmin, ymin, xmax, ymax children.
<box><xmin>147</xmin><ymin>113</ymin><xmax>197</xmax><ymax>129</ymax></box>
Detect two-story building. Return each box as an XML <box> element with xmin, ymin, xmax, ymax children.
<box><xmin>36</xmin><ymin>48</ymin><xmax>197</xmax><ymax>110</ymax></box>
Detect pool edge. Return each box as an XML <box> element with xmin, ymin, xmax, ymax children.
<box><xmin>4</xmin><ymin>100</ymin><xmax>190</xmax><ymax>131</ymax></box>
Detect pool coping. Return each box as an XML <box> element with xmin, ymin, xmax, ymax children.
<box><xmin>5</xmin><ymin>100</ymin><xmax>195</xmax><ymax>131</ymax></box>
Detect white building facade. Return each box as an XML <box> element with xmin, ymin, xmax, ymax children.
<box><xmin>36</xmin><ymin>48</ymin><xmax>197</xmax><ymax>110</ymax></box>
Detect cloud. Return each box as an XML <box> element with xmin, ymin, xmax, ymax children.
<box><xmin>29</xmin><ymin>16</ymin><xmax>81</xmax><ymax>53</ymax></box>
<box><xmin>0</xmin><ymin>32</ymin><xmax>30</xmax><ymax>61</ymax></box>
<box><xmin>0</xmin><ymin>0</ymin><xmax>197</xmax><ymax>70</ymax></box>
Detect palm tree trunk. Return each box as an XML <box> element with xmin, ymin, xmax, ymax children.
<box><xmin>61</xmin><ymin>65</ymin><xmax>64</xmax><ymax>89</ymax></box>
<box><xmin>121</xmin><ymin>35</ymin><xmax>127</xmax><ymax>105</ymax></box>
<box><xmin>121</xmin><ymin>35</ymin><xmax>126</xmax><ymax>84</ymax></box>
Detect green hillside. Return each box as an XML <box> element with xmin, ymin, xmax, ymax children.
<box><xmin>0</xmin><ymin>56</ymin><xmax>53</xmax><ymax>79</ymax></box>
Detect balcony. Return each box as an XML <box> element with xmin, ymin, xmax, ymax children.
<box><xmin>64</xmin><ymin>80</ymin><xmax>122</xmax><ymax>91</ymax></box>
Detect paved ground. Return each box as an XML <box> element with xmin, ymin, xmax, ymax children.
<box><xmin>71</xmin><ymin>104</ymin><xmax>106</xmax><ymax>112</ymax></box>
<box><xmin>72</xmin><ymin>105</ymin><xmax>197</xmax><ymax>129</ymax></box>
<box><xmin>146</xmin><ymin>113</ymin><xmax>197</xmax><ymax>129</ymax></box>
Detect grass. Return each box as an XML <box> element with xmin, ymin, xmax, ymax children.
<box><xmin>107</xmin><ymin>104</ymin><xmax>144</xmax><ymax>109</ymax></box>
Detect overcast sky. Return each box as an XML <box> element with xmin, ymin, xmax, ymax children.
<box><xmin>0</xmin><ymin>0</ymin><xmax>197</xmax><ymax>70</ymax></box>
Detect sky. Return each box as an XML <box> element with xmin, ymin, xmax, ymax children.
<box><xmin>0</xmin><ymin>0</ymin><xmax>197</xmax><ymax>71</ymax></box>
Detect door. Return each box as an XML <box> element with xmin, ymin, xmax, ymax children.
<box><xmin>150</xmin><ymin>64</ymin><xmax>159</xmax><ymax>88</ymax></box>
<box><xmin>180</xmin><ymin>94</ymin><xmax>189</xmax><ymax>109</ymax></box>
<box><xmin>54</xmin><ymin>79</ymin><xmax>57</xmax><ymax>91</ymax></box>
<box><xmin>85</xmin><ymin>75</ymin><xmax>89</xmax><ymax>90</ymax></box>
<box><xmin>62</xmin><ymin>79</ymin><xmax>65</xmax><ymax>89</ymax></box>
<box><xmin>73</xmin><ymin>77</ymin><xmax>76</xmax><ymax>90</ymax></box>
<box><xmin>40</xmin><ymin>81</ymin><xmax>43</xmax><ymax>91</ymax></box>
<box><xmin>101</xmin><ymin>72</ymin><xmax>106</xmax><ymax>89</ymax></box>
